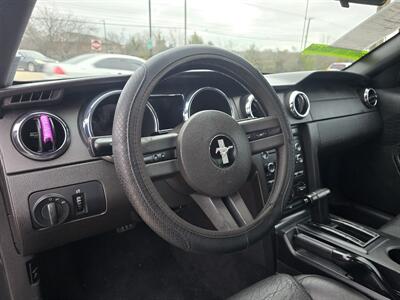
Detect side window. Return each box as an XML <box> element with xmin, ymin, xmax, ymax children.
<box><xmin>94</xmin><ymin>58</ymin><xmax>142</xmax><ymax>71</ymax></box>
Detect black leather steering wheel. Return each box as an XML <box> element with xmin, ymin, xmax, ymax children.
<box><xmin>113</xmin><ymin>45</ymin><xmax>295</xmax><ymax>253</ymax></box>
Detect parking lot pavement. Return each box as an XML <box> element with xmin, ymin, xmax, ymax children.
<box><xmin>14</xmin><ymin>71</ymin><xmax>46</xmax><ymax>81</ymax></box>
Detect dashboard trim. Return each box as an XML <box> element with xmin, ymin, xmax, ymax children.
<box><xmin>245</xmin><ymin>94</ymin><xmax>267</xmax><ymax>118</ymax></box>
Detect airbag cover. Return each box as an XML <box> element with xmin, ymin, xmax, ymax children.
<box><xmin>177</xmin><ymin>110</ymin><xmax>251</xmax><ymax>197</ymax></box>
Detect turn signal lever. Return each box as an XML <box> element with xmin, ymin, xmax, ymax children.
<box><xmin>303</xmin><ymin>188</ymin><xmax>331</xmax><ymax>224</ymax></box>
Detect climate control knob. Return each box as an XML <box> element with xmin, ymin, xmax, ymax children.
<box><xmin>32</xmin><ymin>194</ymin><xmax>70</xmax><ymax>228</ymax></box>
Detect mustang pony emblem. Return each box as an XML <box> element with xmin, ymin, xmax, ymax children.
<box><xmin>215</xmin><ymin>139</ymin><xmax>234</xmax><ymax>165</ymax></box>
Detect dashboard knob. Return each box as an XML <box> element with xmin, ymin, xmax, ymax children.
<box><xmin>267</xmin><ymin>162</ymin><xmax>276</xmax><ymax>174</ymax></box>
<box><xmin>41</xmin><ymin>202</ymin><xmax>57</xmax><ymax>226</ymax></box>
<box><xmin>261</xmin><ymin>151</ymin><xmax>269</xmax><ymax>160</ymax></box>
<box><xmin>41</xmin><ymin>202</ymin><xmax>63</xmax><ymax>226</ymax></box>
<box><xmin>32</xmin><ymin>194</ymin><xmax>70</xmax><ymax>228</ymax></box>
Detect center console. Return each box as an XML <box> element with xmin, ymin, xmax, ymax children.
<box><xmin>268</xmin><ymin>123</ymin><xmax>400</xmax><ymax>299</ymax></box>
<box><xmin>276</xmin><ymin>190</ymin><xmax>400</xmax><ymax>299</ymax></box>
<box><xmin>261</xmin><ymin>126</ymin><xmax>308</xmax><ymax>214</ymax></box>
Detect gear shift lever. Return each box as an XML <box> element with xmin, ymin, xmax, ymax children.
<box><xmin>304</xmin><ymin>188</ymin><xmax>331</xmax><ymax>224</ymax></box>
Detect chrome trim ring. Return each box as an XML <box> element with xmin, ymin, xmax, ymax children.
<box><xmin>245</xmin><ymin>95</ymin><xmax>256</xmax><ymax>118</ymax></box>
<box><xmin>145</xmin><ymin>99</ymin><xmax>160</xmax><ymax>134</ymax></box>
<box><xmin>245</xmin><ymin>95</ymin><xmax>267</xmax><ymax>118</ymax></box>
<box><xmin>363</xmin><ymin>88</ymin><xmax>378</xmax><ymax>108</ymax></box>
<box><xmin>288</xmin><ymin>91</ymin><xmax>310</xmax><ymax>119</ymax></box>
<box><xmin>183</xmin><ymin>87</ymin><xmax>235</xmax><ymax>121</ymax></box>
<box><xmin>82</xmin><ymin>89</ymin><xmax>159</xmax><ymax>142</ymax></box>
<box><xmin>11</xmin><ymin>112</ymin><xmax>70</xmax><ymax>161</ymax></box>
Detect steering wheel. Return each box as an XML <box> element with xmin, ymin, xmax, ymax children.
<box><xmin>113</xmin><ymin>46</ymin><xmax>295</xmax><ymax>253</ymax></box>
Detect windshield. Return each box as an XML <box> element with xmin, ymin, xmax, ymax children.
<box><xmin>14</xmin><ymin>0</ymin><xmax>400</xmax><ymax>82</ymax></box>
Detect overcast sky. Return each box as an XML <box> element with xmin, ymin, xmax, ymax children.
<box><xmin>32</xmin><ymin>0</ymin><xmax>377</xmax><ymax>50</ymax></box>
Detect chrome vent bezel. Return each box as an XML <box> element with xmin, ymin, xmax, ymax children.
<box><xmin>363</xmin><ymin>88</ymin><xmax>378</xmax><ymax>108</ymax></box>
<box><xmin>11</xmin><ymin>112</ymin><xmax>70</xmax><ymax>161</ymax></box>
<box><xmin>288</xmin><ymin>91</ymin><xmax>311</xmax><ymax>119</ymax></box>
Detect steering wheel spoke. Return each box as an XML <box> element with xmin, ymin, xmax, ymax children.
<box><xmin>225</xmin><ymin>193</ymin><xmax>254</xmax><ymax>226</ymax></box>
<box><xmin>191</xmin><ymin>193</ymin><xmax>253</xmax><ymax>231</ymax></box>
<box><xmin>142</xmin><ymin>133</ymin><xmax>179</xmax><ymax>178</ymax></box>
<box><xmin>239</xmin><ymin>116</ymin><xmax>284</xmax><ymax>153</ymax></box>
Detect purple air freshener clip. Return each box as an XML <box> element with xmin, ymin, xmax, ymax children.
<box><xmin>39</xmin><ymin>114</ymin><xmax>54</xmax><ymax>144</ymax></box>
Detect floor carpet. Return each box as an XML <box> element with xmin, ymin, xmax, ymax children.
<box><xmin>38</xmin><ymin>223</ymin><xmax>271</xmax><ymax>300</ymax></box>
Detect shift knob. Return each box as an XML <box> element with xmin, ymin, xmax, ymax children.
<box><xmin>304</xmin><ymin>188</ymin><xmax>331</xmax><ymax>205</ymax></box>
<box><xmin>304</xmin><ymin>188</ymin><xmax>331</xmax><ymax>224</ymax></box>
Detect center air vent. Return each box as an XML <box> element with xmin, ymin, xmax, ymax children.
<box><xmin>2</xmin><ymin>89</ymin><xmax>63</xmax><ymax>107</ymax></box>
<box><xmin>288</xmin><ymin>91</ymin><xmax>310</xmax><ymax>119</ymax></box>
<box><xmin>12</xmin><ymin>112</ymin><xmax>70</xmax><ymax>160</ymax></box>
<box><xmin>363</xmin><ymin>88</ymin><xmax>378</xmax><ymax>108</ymax></box>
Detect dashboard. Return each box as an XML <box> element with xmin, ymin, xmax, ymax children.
<box><xmin>84</xmin><ymin>87</ymin><xmax>237</xmax><ymax>141</ymax></box>
<box><xmin>0</xmin><ymin>70</ymin><xmax>382</xmax><ymax>255</ymax></box>
<box><xmin>82</xmin><ymin>71</ymin><xmax>263</xmax><ymax>146</ymax></box>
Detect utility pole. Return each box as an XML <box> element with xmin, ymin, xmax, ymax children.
<box><xmin>102</xmin><ymin>20</ymin><xmax>107</xmax><ymax>52</ymax></box>
<box><xmin>148</xmin><ymin>0</ymin><xmax>153</xmax><ymax>56</ymax></box>
<box><xmin>303</xmin><ymin>17</ymin><xmax>313</xmax><ymax>50</ymax></box>
<box><xmin>184</xmin><ymin>0</ymin><xmax>187</xmax><ymax>45</ymax></box>
<box><xmin>300</xmin><ymin>0</ymin><xmax>310</xmax><ymax>51</ymax></box>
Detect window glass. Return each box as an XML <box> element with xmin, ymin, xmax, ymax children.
<box><xmin>14</xmin><ymin>0</ymin><xmax>400</xmax><ymax>81</ymax></box>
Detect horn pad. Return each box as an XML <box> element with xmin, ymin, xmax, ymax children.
<box><xmin>176</xmin><ymin>110</ymin><xmax>252</xmax><ymax>197</ymax></box>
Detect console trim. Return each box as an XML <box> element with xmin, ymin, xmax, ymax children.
<box><xmin>299</xmin><ymin>216</ymin><xmax>380</xmax><ymax>248</ymax></box>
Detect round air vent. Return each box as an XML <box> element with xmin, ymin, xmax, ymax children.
<box><xmin>12</xmin><ymin>112</ymin><xmax>70</xmax><ymax>160</ymax></box>
<box><xmin>363</xmin><ymin>88</ymin><xmax>378</xmax><ymax>108</ymax></box>
<box><xmin>288</xmin><ymin>91</ymin><xmax>310</xmax><ymax>119</ymax></box>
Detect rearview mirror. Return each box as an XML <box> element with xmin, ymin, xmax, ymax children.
<box><xmin>337</xmin><ymin>0</ymin><xmax>387</xmax><ymax>7</ymax></box>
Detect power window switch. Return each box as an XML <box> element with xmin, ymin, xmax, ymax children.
<box><xmin>73</xmin><ymin>193</ymin><xmax>86</xmax><ymax>215</ymax></box>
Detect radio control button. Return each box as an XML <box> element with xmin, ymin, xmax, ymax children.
<box><xmin>295</xmin><ymin>154</ymin><xmax>304</xmax><ymax>163</ymax></box>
